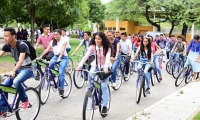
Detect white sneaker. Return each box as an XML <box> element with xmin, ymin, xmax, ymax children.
<box><xmin>124</xmin><ymin>74</ymin><xmax>128</xmax><ymax>78</ymax></box>
<box><xmin>112</xmin><ymin>83</ymin><xmax>116</xmax><ymax>87</ymax></box>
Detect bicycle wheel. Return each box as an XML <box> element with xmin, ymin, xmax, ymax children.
<box><xmin>113</xmin><ymin>68</ymin><xmax>123</xmax><ymax>91</ymax></box>
<box><xmin>73</xmin><ymin>70</ymin><xmax>85</xmax><ymax>89</ymax></box>
<box><xmin>185</xmin><ymin>69</ymin><xmax>193</xmax><ymax>84</ymax></box>
<box><xmin>166</xmin><ymin>60</ymin><xmax>172</xmax><ymax>75</ymax></box>
<box><xmin>175</xmin><ymin>69</ymin><xmax>186</xmax><ymax>87</ymax></box>
<box><xmin>124</xmin><ymin>65</ymin><xmax>131</xmax><ymax>82</ymax></box>
<box><xmin>172</xmin><ymin>64</ymin><xmax>182</xmax><ymax>79</ymax></box>
<box><xmin>136</xmin><ymin>76</ymin><xmax>143</xmax><ymax>104</ymax></box>
<box><xmin>23</xmin><ymin>67</ymin><xmax>42</xmax><ymax>89</ymax></box>
<box><xmin>82</xmin><ymin>90</ymin><xmax>94</xmax><ymax>120</ymax></box>
<box><xmin>99</xmin><ymin>85</ymin><xmax>111</xmax><ymax>117</ymax></box>
<box><xmin>130</xmin><ymin>63</ymin><xmax>134</xmax><ymax>75</ymax></box>
<box><xmin>150</xmin><ymin>71</ymin><xmax>155</xmax><ymax>86</ymax></box>
<box><xmin>143</xmin><ymin>79</ymin><xmax>146</xmax><ymax>97</ymax></box>
<box><xmin>66</xmin><ymin>58</ymin><xmax>73</xmax><ymax>74</ymax></box>
<box><xmin>15</xmin><ymin>87</ymin><xmax>40</xmax><ymax>120</ymax></box>
<box><xmin>39</xmin><ymin>76</ymin><xmax>51</xmax><ymax>105</ymax></box>
<box><xmin>61</xmin><ymin>72</ymin><xmax>72</xmax><ymax>99</ymax></box>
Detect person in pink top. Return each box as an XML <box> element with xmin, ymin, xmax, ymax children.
<box><xmin>149</xmin><ymin>36</ymin><xmax>163</xmax><ymax>81</ymax></box>
<box><xmin>76</xmin><ymin>32</ymin><xmax>112</xmax><ymax>116</ymax></box>
<box><xmin>34</xmin><ymin>24</ymin><xmax>54</xmax><ymax>61</ymax></box>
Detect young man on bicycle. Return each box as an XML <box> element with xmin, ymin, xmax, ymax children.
<box><xmin>166</xmin><ymin>35</ymin><xmax>177</xmax><ymax>59</ymax></box>
<box><xmin>61</xmin><ymin>28</ymin><xmax>71</xmax><ymax>53</ymax></box>
<box><xmin>34</xmin><ymin>24</ymin><xmax>54</xmax><ymax>61</ymax></box>
<box><xmin>120</xmin><ymin>32</ymin><xmax>132</xmax><ymax>78</ymax></box>
<box><xmin>156</xmin><ymin>34</ymin><xmax>167</xmax><ymax>63</ymax></box>
<box><xmin>0</xmin><ymin>28</ymin><xmax>33</xmax><ymax>117</ymax></box>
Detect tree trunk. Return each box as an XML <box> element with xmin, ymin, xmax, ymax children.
<box><xmin>145</xmin><ymin>5</ymin><xmax>161</xmax><ymax>32</ymax></box>
<box><xmin>169</xmin><ymin>21</ymin><xmax>175</xmax><ymax>36</ymax></box>
<box><xmin>50</xmin><ymin>18</ymin><xmax>53</xmax><ymax>32</ymax></box>
<box><xmin>30</xmin><ymin>5</ymin><xmax>36</xmax><ymax>45</ymax></box>
<box><xmin>38</xmin><ymin>18</ymin><xmax>46</xmax><ymax>29</ymax></box>
<box><xmin>181</xmin><ymin>22</ymin><xmax>188</xmax><ymax>38</ymax></box>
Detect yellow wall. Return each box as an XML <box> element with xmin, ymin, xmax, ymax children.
<box><xmin>165</xmin><ymin>33</ymin><xmax>192</xmax><ymax>43</ymax></box>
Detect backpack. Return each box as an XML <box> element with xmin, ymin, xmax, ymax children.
<box><xmin>16</xmin><ymin>40</ymin><xmax>36</xmax><ymax>60</ymax></box>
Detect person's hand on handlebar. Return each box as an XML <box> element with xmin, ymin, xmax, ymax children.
<box><xmin>10</xmin><ymin>70</ymin><xmax>15</xmax><ymax>79</ymax></box>
<box><xmin>183</xmin><ymin>52</ymin><xmax>186</xmax><ymax>56</ymax></box>
<box><xmin>103</xmin><ymin>67</ymin><xmax>108</xmax><ymax>74</ymax></box>
<box><xmin>75</xmin><ymin>66</ymin><xmax>82</xmax><ymax>71</ymax></box>
<box><xmin>71</xmin><ymin>53</ymin><xmax>75</xmax><ymax>56</ymax></box>
<box><xmin>57</xmin><ymin>57</ymin><xmax>61</xmax><ymax>62</ymax></box>
<box><xmin>36</xmin><ymin>56</ymin><xmax>42</xmax><ymax>60</ymax></box>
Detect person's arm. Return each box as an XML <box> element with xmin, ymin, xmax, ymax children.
<box><xmin>131</xmin><ymin>47</ymin><xmax>140</xmax><ymax>61</ymax></box>
<box><xmin>171</xmin><ymin>43</ymin><xmax>177</xmax><ymax>53</ymax></box>
<box><xmin>115</xmin><ymin>42</ymin><xmax>120</xmax><ymax>59</ymax></box>
<box><xmin>150</xmin><ymin>52</ymin><xmax>153</xmax><ymax>64</ymax></box>
<box><xmin>72</xmin><ymin>40</ymin><xmax>83</xmax><ymax>55</ymax></box>
<box><xmin>57</xmin><ymin>41</ymin><xmax>67</xmax><ymax>61</ymax></box>
<box><xmin>186</xmin><ymin>39</ymin><xmax>193</xmax><ymax>52</ymax></box>
<box><xmin>38</xmin><ymin>44</ymin><xmax>51</xmax><ymax>59</ymax></box>
<box><xmin>128</xmin><ymin>41</ymin><xmax>132</xmax><ymax>56</ymax></box>
<box><xmin>0</xmin><ymin>51</ymin><xmax>5</xmax><ymax>57</ymax></box>
<box><xmin>78</xmin><ymin>46</ymin><xmax>93</xmax><ymax>67</ymax></box>
<box><xmin>34</xmin><ymin>36</ymin><xmax>41</xmax><ymax>49</ymax></box>
<box><xmin>104</xmin><ymin>48</ymin><xmax>111</xmax><ymax>68</ymax></box>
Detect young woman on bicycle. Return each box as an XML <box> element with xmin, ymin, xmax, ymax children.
<box><xmin>149</xmin><ymin>36</ymin><xmax>163</xmax><ymax>81</ymax></box>
<box><xmin>185</xmin><ymin>35</ymin><xmax>200</xmax><ymax>81</ymax></box>
<box><xmin>131</xmin><ymin>37</ymin><xmax>153</xmax><ymax>94</ymax></box>
<box><xmin>37</xmin><ymin>29</ymin><xmax>68</xmax><ymax>96</ymax></box>
<box><xmin>107</xmin><ymin>31</ymin><xmax>121</xmax><ymax>87</ymax></box>
<box><xmin>76</xmin><ymin>32</ymin><xmax>112</xmax><ymax>115</ymax></box>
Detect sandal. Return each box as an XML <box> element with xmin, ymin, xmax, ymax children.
<box><xmin>192</xmin><ymin>79</ymin><xmax>197</xmax><ymax>82</ymax></box>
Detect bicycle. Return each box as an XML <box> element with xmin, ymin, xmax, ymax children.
<box><xmin>108</xmin><ymin>68</ymin><xmax>123</xmax><ymax>91</ymax></box>
<box><xmin>175</xmin><ymin>58</ymin><xmax>197</xmax><ymax>87</ymax></box>
<box><xmin>81</xmin><ymin>69</ymin><xmax>111</xmax><ymax>119</ymax></box>
<box><xmin>130</xmin><ymin>53</ymin><xmax>140</xmax><ymax>75</ymax></box>
<box><xmin>38</xmin><ymin>59</ymin><xmax>72</xmax><ymax>105</ymax></box>
<box><xmin>166</xmin><ymin>54</ymin><xmax>175</xmax><ymax>75</ymax></box>
<box><xmin>73</xmin><ymin>54</ymin><xmax>90</xmax><ymax>89</ymax></box>
<box><xmin>66</xmin><ymin>57</ymin><xmax>74</xmax><ymax>74</ymax></box>
<box><xmin>119</xmin><ymin>55</ymin><xmax>131</xmax><ymax>82</ymax></box>
<box><xmin>135</xmin><ymin>61</ymin><xmax>151</xmax><ymax>104</ymax></box>
<box><xmin>0</xmin><ymin>74</ymin><xmax>40</xmax><ymax>119</ymax></box>
<box><xmin>171</xmin><ymin>53</ymin><xmax>185</xmax><ymax>79</ymax></box>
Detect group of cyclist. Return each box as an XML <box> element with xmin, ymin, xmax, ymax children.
<box><xmin>0</xmin><ymin>24</ymin><xmax>200</xmax><ymax>118</ymax></box>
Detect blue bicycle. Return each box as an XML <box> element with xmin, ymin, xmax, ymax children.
<box><xmin>81</xmin><ymin>69</ymin><xmax>111</xmax><ymax>119</ymax></box>
<box><xmin>120</xmin><ymin>55</ymin><xmax>131</xmax><ymax>82</ymax></box>
<box><xmin>171</xmin><ymin>53</ymin><xmax>185</xmax><ymax>79</ymax></box>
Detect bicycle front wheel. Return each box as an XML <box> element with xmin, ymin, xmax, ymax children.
<box><xmin>61</xmin><ymin>72</ymin><xmax>72</xmax><ymax>99</ymax></box>
<box><xmin>15</xmin><ymin>87</ymin><xmax>40</xmax><ymax>120</ymax></box>
<box><xmin>113</xmin><ymin>68</ymin><xmax>123</xmax><ymax>91</ymax></box>
<box><xmin>166</xmin><ymin>60</ymin><xmax>172</xmax><ymax>75</ymax></box>
<box><xmin>150</xmin><ymin>71</ymin><xmax>155</xmax><ymax>86</ymax></box>
<box><xmin>175</xmin><ymin>69</ymin><xmax>185</xmax><ymax>87</ymax></box>
<box><xmin>66</xmin><ymin>58</ymin><xmax>74</xmax><ymax>74</ymax></box>
<box><xmin>136</xmin><ymin>76</ymin><xmax>143</xmax><ymax>104</ymax></box>
<box><xmin>185</xmin><ymin>69</ymin><xmax>193</xmax><ymax>84</ymax></box>
<box><xmin>73</xmin><ymin>70</ymin><xmax>85</xmax><ymax>89</ymax></box>
<box><xmin>82</xmin><ymin>90</ymin><xmax>94</xmax><ymax>120</ymax></box>
<box><xmin>39</xmin><ymin>76</ymin><xmax>51</xmax><ymax>105</ymax></box>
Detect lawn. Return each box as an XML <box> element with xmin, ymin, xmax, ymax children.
<box><xmin>193</xmin><ymin>111</ymin><xmax>200</xmax><ymax>120</ymax></box>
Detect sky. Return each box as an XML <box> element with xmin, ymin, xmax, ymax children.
<box><xmin>101</xmin><ymin>0</ymin><xmax>111</xmax><ymax>4</ymax></box>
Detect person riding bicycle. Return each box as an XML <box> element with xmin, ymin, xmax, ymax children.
<box><xmin>156</xmin><ymin>34</ymin><xmax>167</xmax><ymax>63</ymax></box>
<box><xmin>131</xmin><ymin>37</ymin><xmax>153</xmax><ymax>94</ymax></box>
<box><xmin>170</xmin><ymin>36</ymin><xmax>186</xmax><ymax>65</ymax></box>
<box><xmin>37</xmin><ymin>29</ymin><xmax>68</xmax><ymax>96</ymax></box>
<box><xmin>166</xmin><ymin>35</ymin><xmax>177</xmax><ymax>59</ymax></box>
<box><xmin>34</xmin><ymin>24</ymin><xmax>54</xmax><ymax>61</ymax></box>
<box><xmin>76</xmin><ymin>32</ymin><xmax>112</xmax><ymax>115</ymax></box>
<box><xmin>71</xmin><ymin>31</ymin><xmax>92</xmax><ymax>56</ymax></box>
<box><xmin>185</xmin><ymin>35</ymin><xmax>200</xmax><ymax>82</ymax></box>
<box><xmin>120</xmin><ymin>32</ymin><xmax>132</xmax><ymax>78</ymax></box>
<box><xmin>107</xmin><ymin>31</ymin><xmax>121</xmax><ymax>87</ymax></box>
<box><xmin>149</xmin><ymin>36</ymin><xmax>163</xmax><ymax>81</ymax></box>
<box><xmin>0</xmin><ymin>28</ymin><xmax>33</xmax><ymax>117</ymax></box>
<box><xmin>61</xmin><ymin>28</ymin><xmax>71</xmax><ymax>53</ymax></box>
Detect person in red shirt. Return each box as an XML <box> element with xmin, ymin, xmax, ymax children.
<box><xmin>134</xmin><ymin>35</ymin><xmax>143</xmax><ymax>48</ymax></box>
<box><xmin>131</xmin><ymin>34</ymin><xmax>138</xmax><ymax>44</ymax></box>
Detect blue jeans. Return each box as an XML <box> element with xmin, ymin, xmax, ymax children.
<box><xmin>49</xmin><ymin>55</ymin><xmax>68</xmax><ymax>89</ymax></box>
<box><xmin>66</xmin><ymin>47</ymin><xmax>71</xmax><ymax>53</ymax></box>
<box><xmin>154</xmin><ymin>55</ymin><xmax>162</xmax><ymax>76</ymax></box>
<box><xmin>0</xmin><ymin>69</ymin><xmax>33</xmax><ymax>111</ymax></box>
<box><xmin>137</xmin><ymin>59</ymin><xmax>151</xmax><ymax>88</ymax></box>
<box><xmin>112</xmin><ymin>54</ymin><xmax>121</xmax><ymax>83</ymax></box>
<box><xmin>88</xmin><ymin>66</ymin><xmax>109</xmax><ymax>107</ymax></box>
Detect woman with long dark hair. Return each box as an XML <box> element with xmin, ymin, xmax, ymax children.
<box><xmin>76</xmin><ymin>32</ymin><xmax>112</xmax><ymax>115</ymax></box>
<box><xmin>37</xmin><ymin>29</ymin><xmax>68</xmax><ymax>96</ymax></box>
<box><xmin>131</xmin><ymin>37</ymin><xmax>153</xmax><ymax>94</ymax></box>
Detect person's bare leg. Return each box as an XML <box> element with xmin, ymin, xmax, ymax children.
<box><xmin>192</xmin><ymin>72</ymin><xmax>197</xmax><ymax>82</ymax></box>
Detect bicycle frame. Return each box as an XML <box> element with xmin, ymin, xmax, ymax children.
<box><xmin>136</xmin><ymin>68</ymin><xmax>145</xmax><ymax>88</ymax></box>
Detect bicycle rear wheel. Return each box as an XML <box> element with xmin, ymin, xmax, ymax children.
<box><xmin>124</xmin><ymin>65</ymin><xmax>131</xmax><ymax>82</ymax></box>
<box><xmin>23</xmin><ymin>67</ymin><xmax>42</xmax><ymax>89</ymax></box>
<box><xmin>99</xmin><ymin>85</ymin><xmax>111</xmax><ymax>117</ymax></box>
<box><xmin>15</xmin><ymin>87</ymin><xmax>40</xmax><ymax>120</ymax></box>
<box><xmin>61</xmin><ymin>72</ymin><xmax>72</xmax><ymax>99</ymax></box>
<box><xmin>175</xmin><ymin>69</ymin><xmax>186</xmax><ymax>87</ymax></box>
<box><xmin>113</xmin><ymin>68</ymin><xmax>123</xmax><ymax>91</ymax></box>
<box><xmin>73</xmin><ymin>70</ymin><xmax>85</xmax><ymax>89</ymax></box>
<box><xmin>136</xmin><ymin>76</ymin><xmax>143</xmax><ymax>104</ymax></box>
<box><xmin>82</xmin><ymin>90</ymin><xmax>94</xmax><ymax>120</ymax></box>
<box><xmin>66</xmin><ymin>58</ymin><xmax>73</xmax><ymax>74</ymax></box>
<box><xmin>39</xmin><ymin>76</ymin><xmax>51</xmax><ymax>105</ymax></box>
<box><xmin>172</xmin><ymin>64</ymin><xmax>183</xmax><ymax>79</ymax></box>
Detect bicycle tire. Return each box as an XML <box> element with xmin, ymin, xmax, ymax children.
<box><xmin>39</xmin><ymin>76</ymin><xmax>51</xmax><ymax>105</ymax></box>
<box><xmin>185</xmin><ymin>69</ymin><xmax>193</xmax><ymax>84</ymax></box>
<box><xmin>82</xmin><ymin>90</ymin><xmax>94</xmax><ymax>120</ymax></box>
<box><xmin>15</xmin><ymin>87</ymin><xmax>40</xmax><ymax>120</ymax></box>
<box><xmin>172</xmin><ymin>64</ymin><xmax>181</xmax><ymax>79</ymax></box>
<box><xmin>143</xmin><ymin>79</ymin><xmax>146</xmax><ymax>97</ymax></box>
<box><xmin>113</xmin><ymin>68</ymin><xmax>123</xmax><ymax>91</ymax></box>
<box><xmin>150</xmin><ymin>71</ymin><xmax>155</xmax><ymax>86</ymax></box>
<box><xmin>23</xmin><ymin>67</ymin><xmax>42</xmax><ymax>89</ymax></box>
<box><xmin>124</xmin><ymin>65</ymin><xmax>131</xmax><ymax>82</ymax></box>
<box><xmin>175</xmin><ymin>69</ymin><xmax>185</xmax><ymax>87</ymax></box>
<box><xmin>61</xmin><ymin>72</ymin><xmax>72</xmax><ymax>99</ymax></box>
<box><xmin>99</xmin><ymin>85</ymin><xmax>111</xmax><ymax>117</ymax></box>
<box><xmin>166</xmin><ymin>60</ymin><xmax>172</xmax><ymax>75</ymax></box>
<box><xmin>73</xmin><ymin>70</ymin><xmax>85</xmax><ymax>89</ymax></box>
<box><xmin>66</xmin><ymin>58</ymin><xmax>74</xmax><ymax>74</ymax></box>
<box><xmin>136</xmin><ymin>76</ymin><xmax>143</xmax><ymax>104</ymax></box>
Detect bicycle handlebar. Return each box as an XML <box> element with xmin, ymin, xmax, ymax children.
<box><xmin>0</xmin><ymin>74</ymin><xmax>10</xmax><ymax>78</ymax></box>
<box><xmin>36</xmin><ymin>59</ymin><xmax>61</xmax><ymax>64</ymax></box>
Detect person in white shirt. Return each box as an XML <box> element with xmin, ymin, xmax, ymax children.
<box><xmin>37</xmin><ymin>29</ymin><xmax>68</xmax><ymax>96</ymax></box>
<box><xmin>120</xmin><ymin>32</ymin><xmax>132</xmax><ymax>77</ymax></box>
<box><xmin>61</xmin><ymin>28</ymin><xmax>71</xmax><ymax>53</ymax></box>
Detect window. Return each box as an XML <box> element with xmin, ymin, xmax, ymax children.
<box><xmin>113</xmin><ymin>27</ymin><xmax>116</xmax><ymax>30</ymax></box>
<box><xmin>120</xmin><ymin>28</ymin><xmax>126</xmax><ymax>31</ymax></box>
<box><xmin>108</xmin><ymin>27</ymin><xmax>112</xmax><ymax>30</ymax></box>
<box><xmin>104</xmin><ymin>27</ymin><xmax>107</xmax><ymax>30</ymax></box>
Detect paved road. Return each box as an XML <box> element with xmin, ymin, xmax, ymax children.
<box><xmin>5</xmin><ymin>63</ymin><xmax>185</xmax><ymax>120</ymax></box>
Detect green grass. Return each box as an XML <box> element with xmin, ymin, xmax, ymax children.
<box><xmin>193</xmin><ymin>111</ymin><xmax>200</xmax><ymax>120</ymax></box>
<box><xmin>0</xmin><ymin>39</ymin><xmax>84</xmax><ymax>65</ymax></box>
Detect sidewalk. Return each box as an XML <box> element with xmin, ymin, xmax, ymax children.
<box><xmin>126</xmin><ymin>81</ymin><xmax>200</xmax><ymax>120</ymax></box>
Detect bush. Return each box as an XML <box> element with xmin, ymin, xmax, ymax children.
<box><xmin>70</xmin><ymin>34</ymin><xmax>78</xmax><ymax>38</ymax></box>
